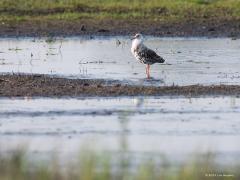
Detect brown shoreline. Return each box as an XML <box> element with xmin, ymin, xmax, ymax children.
<box><xmin>0</xmin><ymin>18</ymin><xmax>240</xmax><ymax>38</ymax></box>
<box><xmin>0</xmin><ymin>74</ymin><xmax>240</xmax><ymax>97</ymax></box>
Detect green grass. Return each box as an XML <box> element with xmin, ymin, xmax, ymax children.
<box><xmin>0</xmin><ymin>149</ymin><xmax>239</xmax><ymax>180</ymax></box>
<box><xmin>0</xmin><ymin>0</ymin><xmax>240</xmax><ymax>22</ymax></box>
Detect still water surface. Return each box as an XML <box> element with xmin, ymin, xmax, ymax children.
<box><xmin>0</xmin><ymin>96</ymin><xmax>239</xmax><ymax>163</ymax></box>
<box><xmin>0</xmin><ymin>37</ymin><xmax>240</xmax><ymax>86</ymax></box>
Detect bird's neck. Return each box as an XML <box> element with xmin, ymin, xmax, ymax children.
<box><xmin>132</xmin><ymin>39</ymin><xmax>143</xmax><ymax>50</ymax></box>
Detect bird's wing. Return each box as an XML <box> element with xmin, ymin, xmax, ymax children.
<box><xmin>138</xmin><ymin>47</ymin><xmax>165</xmax><ymax>64</ymax></box>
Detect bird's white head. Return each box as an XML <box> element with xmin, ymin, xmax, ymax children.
<box><xmin>131</xmin><ymin>33</ymin><xmax>144</xmax><ymax>47</ymax></box>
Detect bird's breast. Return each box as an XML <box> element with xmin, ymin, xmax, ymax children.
<box><xmin>131</xmin><ymin>48</ymin><xmax>139</xmax><ymax>59</ymax></box>
<box><xmin>131</xmin><ymin>46</ymin><xmax>136</xmax><ymax>55</ymax></box>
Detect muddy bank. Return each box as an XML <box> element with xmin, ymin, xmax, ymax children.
<box><xmin>1</xmin><ymin>18</ymin><xmax>240</xmax><ymax>38</ymax></box>
<box><xmin>0</xmin><ymin>74</ymin><xmax>240</xmax><ymax>97</ymax></box>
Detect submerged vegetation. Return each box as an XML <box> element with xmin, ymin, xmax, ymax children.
<box><xmin>0</xmin><ymin>149</ymin><xmax>239</xmax><ymax>180</ymax></box>
<box><xmin>0</xmin><ymin>0</ymin><xmax>239</xmax><ymax>21</ymax></box>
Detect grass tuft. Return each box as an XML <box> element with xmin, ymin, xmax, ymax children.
<box><xmin>0</xmin><ymin>149</ymin><xmax>239</xmax><ymax>180</ymax></box>
<box><xmin>0</xmin><ymin>0</ymin><xmax>239</xmax><ymax>22</ymax></box>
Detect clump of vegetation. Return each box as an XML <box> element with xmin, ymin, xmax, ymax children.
<box><xmin>0</xmin><ymin>149</ymin><xmax>239</xmax><ymax>180</ymax></box>
<box><xmin>45</xmin><ymin>37</ymin><xmax>57</xmax><ymax>43</ymax></box>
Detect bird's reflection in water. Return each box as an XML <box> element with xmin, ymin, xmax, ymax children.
<box><xmin>116</xmin><ymin>97</ymin><xmax>145</xmax><ymax>178</ymax></box>
<box><xmin>133</xmin><ymin>97</ymin><xmax>144</xmax><ymax>108</ymax></box>
<box><xmin>117</xmin><ymin>110</ymin><xmax>131</xmax><ymax>179</ymax></box>
<box><xmin>230</xmin><ymin>96</ymin><xmax>237</xmax><ymax>109</ymax></box>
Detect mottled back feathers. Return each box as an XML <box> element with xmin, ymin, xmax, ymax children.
<box><xmin>133</xmin><ymin>45</ymin><xmax>165</xmax><ymax>65</ymax></box>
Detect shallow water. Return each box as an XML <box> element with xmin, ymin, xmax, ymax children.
<box><xmin>0</xmin><ymin>37</ymin><xmax>240</xmax><ymax>86</ymax></box>
<box><xmin>1</xmin><ymin>37</ymin><xmax>240</xmax><ymax>164</ymax></box>
<box><xmin>0</xmin><ymin>96</ymin><xmax>239</xmax><ymax>163</ymax></box>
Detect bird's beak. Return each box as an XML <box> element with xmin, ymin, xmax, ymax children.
<box><xmin>131</xmin><ymin>36</ymin><xmax>136</xmax><ymax>40</ymax></box>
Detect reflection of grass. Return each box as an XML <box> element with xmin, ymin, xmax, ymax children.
<box><xmin>0</xmin><ymin>0</ymin><xmax>239</xmax><ymax>22</ymax></box>
<box><xmin>0</xmin><ymin>149</ymin><xmax>239</xmax><ymax>180</ymax></box>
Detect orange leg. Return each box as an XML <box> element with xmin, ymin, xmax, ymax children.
<box><xmin>146</xmin><ymin>64</ymin><xmax>150</xmax><ymax>79</ymax></box>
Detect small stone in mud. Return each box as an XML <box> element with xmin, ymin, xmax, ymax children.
<box><xmin>80</xmin><ymin>25</ymin><xmax>86</xmax><ymax>31</ymax></box>
<box><xmin>33</xmin><ymin>74</ymin><xmax>42</xmax><ymax>78</ymax></box>
<box><xmin>208</xmin><ymin>28</ymin><xmax>215</xmax><ymax>32</ymax></box>
<box><xmin>83</xmin><ymin>83</ymin><xmax>90</xmax><ymax>86</ymax></box>
<box><xmin>114</xmin><ymin>84</ymin><xmax>121</xmax><ymax>87</ymax></box>
<box><xmin>98</xmin><ymin>29</ymin><xmax>109</xmax><ymax>33</ymax></box>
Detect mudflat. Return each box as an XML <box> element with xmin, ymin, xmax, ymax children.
<box><xmin>1</xmin><ymin>18</ymin><xmax>240</xmax><ymax>37</ymax></box>
<box><xmin>0</xmin><ymin>74</ymin><xmax>240</xmax><ymax>97</ymax></box>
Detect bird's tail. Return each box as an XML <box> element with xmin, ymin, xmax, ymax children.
<box><xmin>158</xmin><ymin>56</ymin><xmax>165</xmax><ymax>63</ymax></box>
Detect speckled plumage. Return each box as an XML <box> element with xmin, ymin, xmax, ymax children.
<box><xmin>133</xmin><ymin>44</ymin><xmax>165</xmax><ymax>65</ymax></box>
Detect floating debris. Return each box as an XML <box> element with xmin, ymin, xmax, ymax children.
<box><xmin>8</xmin><ymin>47</ymin><xmax>22</xmax><ymax>51</ymax></box>
<box><xmin>116</xmin><ymin>39</ymin><xmax>121</xmax><ymax>46</ymax></box>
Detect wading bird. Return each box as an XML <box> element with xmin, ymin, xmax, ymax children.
<box><xmin>131</xmin><ymin>33</ymin><xmax>165</xmax><ymax>79</ymax></box>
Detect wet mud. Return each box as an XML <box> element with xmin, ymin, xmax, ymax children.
<box><xmin>1</xmin><ymin>18</ymin><xmax>240</xmax><ymax>38</ymax></box>
<box><xmin>1</xmin><ymin>74</ymin><xmax>240</xmax><ymax>97</ymax></box>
